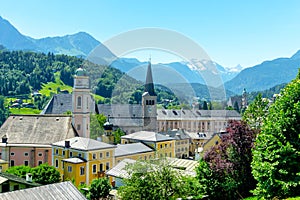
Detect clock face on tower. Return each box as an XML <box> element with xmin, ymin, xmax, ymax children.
<box><xmin>148</xmin><ymin>107</ymin><xmax>152</xmax><ymax>112</ymax></box>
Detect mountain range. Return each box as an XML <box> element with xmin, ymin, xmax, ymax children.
<box><xmin>0</xmin><ymin>16</ymin><xmax>100</xmax><ymax>57</ymax></box>
<box><xmin>1</xmin><ymin>15</ymin><xmax>300</xmax><ymax>96</ymax></box>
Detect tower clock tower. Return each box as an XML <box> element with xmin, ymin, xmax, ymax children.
<box><xmin>72</xmin><ymin>67</ymin><xmax>92</xmax><ymax>138</ymax></box>
<box><xmin>142</xmin><ymin>60</ymin><xmax>157</xmax><ymax>131</ymax></box>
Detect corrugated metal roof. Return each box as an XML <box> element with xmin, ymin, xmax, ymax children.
<box><xmin>0</xmin><ymin>181</ymin><xmax>87</xmax><ymax>200</ymax></box>
<box><xmin>106</xmin><ymin>158</ymin><xmax>198</xmax><ymax>179</ymax></box>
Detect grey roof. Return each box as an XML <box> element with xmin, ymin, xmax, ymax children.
<box><xmin>97</xmin><ymin>104</ymin><xmax>143</xmax><ymax>118</ymax></box>
<box><xmin>0</xmin><ymin>115</ymin><xmax>76</xmax><ymax>145</ymax></box>
<box><xmin>185</xmin><ymin>131</ymin><xmax>213</xmax><ymax>140</ymax></box>
<box><xmin>115</xmin><ymin>143</ymin><xmax>154</xmax><ymax>157</ymax></box>
<box><xmin>0</xmin><ymin>181</ymin><xmax>87</xmax><ymax>200</ymax></box>
<box><xmin>53</xmin><ymin>137</ymin><xmax>116</xmax><ymax>151</ymax></box>
<box><xmin>0</xmin><ymin>173</ymin><xmax>40</xmax><ymax>187</ymax></box>
<box><xmin>144</xmin><ymin>61</ymin><xmax>156</xmax><ymax>96</ymax></box>
<box><xmin>121</xmin><ymin>131</ymin><xmax>174</xmax><ymax>142</ymax></box>
<box><xmin>159</xmin><ymin>129</ymin><xmax>191</xmax><ymax>140</ymax></box>
<box><xmin>106</xmin><ymin>158</ymin><xmax>136</xmax><ymax>178</ymax></box>
<box><xmin>157</xmin><ymin>109</ymin><xmax>241</xmax><ymax>120</ymax></box>
<box><xmin>97</xmin><ymin>104</ymin><xmax>144</xmax><ymax>127</ymax></box>
<box><xmin>41</xmin><ymin>93</ymin><xmax>72</xmax><ymax>114</ymax></box>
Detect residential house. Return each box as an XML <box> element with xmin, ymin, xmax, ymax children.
<box><xmin>52</xmin><ymin>137</ymin><xmax>116</xmax><ymax>186</ymax></box>
<box><xmin>115</xmin><ymin>143</ymin><xmax>155</xmax><ymax>164</ymax></box>
<box><xmin>0</xmin><ymin>115</ymin><xmax>77</xmax><ymax>167</ymax></box>
<box><xmin>121</xmin><ymin>131</ymin><xmax>175</xmax><ymax>158</ymax></box>
<box><xmin>185</xmin><ymin>131</ymin><xmax>213</xmax><ymax>156</ymax></box>
<box><xmin>159</xmin><ymin>129</ymin><xmax>190</xmax><ymax>158</ymax></box>
<box><xmin>0</xmin><ymin>172</ymin><xmax>40</xmax><ymax>193</ymax></box>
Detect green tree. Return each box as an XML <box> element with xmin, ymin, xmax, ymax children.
<box><xmin>0</xmin><ymin>95</ymin><xmax>8</xmax><ymax>126</ymax></box>
<box><xmin>31</xmin><ymin>163</ymin><xmax>60</xmax><ymax>185</ymax></box>
<box><xmin>5</xmin><ymin>165</ymin><xmax>32</xmax><ymax>179</ymax></box>
<box><xmin>87</xmin><ymin>178</ymin><xmax>111</xmax><ymax>200</ymax></box>
<box><xmin>119</xmin><ymin>159</ymin><xmax>202</xmax><ymax>200</ymax></box>
<box><xmin>242</xmin><ymin>93</ymin><xmax>269</xmax><ymax>131</ymax></box>
<box><xmin>251</xmin><ymin>71</ymin><xmax>300</xmax><ymax>199</ymax></box>
<box><xmin>90</xmin><ymin>114</ymin><xmax>106</xmax><ymax>139</ymax></box>
<box><xmin>113</xmin><ymin>128</ymin><xmax>125</xmax><ymax>144</ymax></box>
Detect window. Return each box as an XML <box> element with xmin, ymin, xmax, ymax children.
<box><xmin>106</xmin><ymin>152</ymin><xmax>110</xmax><ymax>158</ymax></box>
<box><xmin>62</xmin><ymin>151</ymin><xmax>65</xmax><ymax>156</ymax></box>
<box><xmin>13</xmin><ymin>185</ymin><xmax>19</xmax><ymax>191</ymax></box>
<box><xmin>92</xmin><ymin>164</ymin><xmax>97</xmax><ymax>174</ymax></box>
<box><xmin>165</xmin><ymin>144</ymin><xmax>167</xmax><ymax>148</ymax></box>
<box><xmin>0</xmin><ymin>166</ymin><xmax>2</xmax><ymax>172</ymax></box>
<box><xmin>10</xmin><ymin>152</ymin><xmax>15</xmax><ymax>156</ymax></box>
<box><xmin>38</xmin><ymin>161</ymin><xmax>43</xmax><ymax>166</ymax></box>
<box><xmin>77</xmin><ymin>124</ymin><xmax>81</xmax><ymax>131</ymax></box>
<box><xmin>38</xmin><ymin>153</ymin><xmax>42</xmax><ymax>157</ymax></box>
<box><xmin>55</xmin><ymin>159</ymin><xmax>59</xmax><ymax>168</ymax></box>
<box><xmin>55</xmin><ymin>149</ymin><xmax>58</xmax><ymax>155</ymax></box>
<box><xmin>78</xmin><ymin>153</ymin><xmax>82</xmax><ymax>158</ymax></box>
<box><xmin>99</xmin><ymin>152</ymin><xmax>103</xmax><ymax>158</ymax></box>
<box><xmin>24</xmin><ymin>160</ymin><xmax>29</xmax><ymax>166</ymax></box>
<box><xmin>165</xmin><ymin>153</ymin><xmax>167</xmax><ymax>157</ymax></box>
<box><xmin>144</xmin><ymin>156</ymin><xmax>147</xmax><ymax>160</ymax></box>
<box><xmin>80</xmin><ymin>166</ymin><xmax>85</xmax><ymax>175</ymax></box>
<box><xmin>170</xmin><ymin>143</ymin><xmax>172</xmax><ymax>147</ymax></box>
<box><xmin>10</xmin><ymin>160</ymin><xmax>14</xmax><ymax>167</ymax></box>
<box><xmin>69</xmin><ymin>152</ymin><xmax>73</xmax><ymax>157</ymax></box>
<box><xmin>100</xmin><ymin>163</ymin><xmax>103</xmax><ymax>171</ymax></box>
<box><xmin>24</xmin><ymin>152</ymin><xmax>29</xmax><ymax>156</ymax></box>
<box><xmin>87</xmin><ymin>97</ymin><xmax>89</xmax><ymax>109</ymax></box>
<box><xmin>68</xmin><ymin>166</ymin><xmax>72</xmax><ymax>172</ymax></box>
<box><xmin>77</xmin><ymin>96</ymin><xmax>82</xmax><ymax>108</ymax></box>
<box><xmin>92</xmin><ymin>153</ymin><xmax>96</xmax><ymax>159</ymax></box>
<box><xmin>106</xmin><ymin>162</ymin><xmax>110</xmax><ymax>170</ymax></box>
<box><xmin>160</xmin><ymin>144</ymin><xmax>163</xmax><ymax>149</ymax></box>
<box><xmin>169</xmin><ymin>152</ymin><xmax>172</xmax><ymax>157</ymax></box>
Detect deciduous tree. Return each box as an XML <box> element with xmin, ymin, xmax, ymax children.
<box><xmin>87</xmin><ymin>178</ymin><xmax>111</xmax><ymax>200</ymax></box>
<box><xmin>251</xmin><ymin>71</ymin><xmax>300</xmax><ymax>199</ymax></box>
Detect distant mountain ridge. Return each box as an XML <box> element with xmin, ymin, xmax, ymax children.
<box><xmin>0</xmin><ymin>16</ymin><xmax>100</xmax><ymax>57</ymax></box>
<box><xmin>224</xmin><ymin>51</ymin><xmax>300</xmax><ymax>94</ymax></box>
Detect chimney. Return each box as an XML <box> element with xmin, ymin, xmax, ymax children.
<box><xmin>2</xmin><ymin>135</ymin><xmax>7</xmax><ymax>144</ymax></box>
<box><xmin>26</xmin><ymin>173</ymin><xmax>32</xmax><ymax>182</ymax></box>
<box><xmin>65</xmin><ymin>140</ymin><xmax>70</xmax><ymax>148</ymax></box>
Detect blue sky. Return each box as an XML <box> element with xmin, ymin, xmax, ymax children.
<box><xmin>1</xmin><ymin>0</ymin><xmax>300</xmax><ymax>68</ymax></box>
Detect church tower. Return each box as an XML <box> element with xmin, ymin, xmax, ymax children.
<box><xmin>72</xmin><ymin>67</ymin><xmax>92</xmax><ymax>138</ymax></box>
<box><xmin>242</xmin><ymin>88</ymin><xmax>248</xmax><ymax>110</ymax></box>
<box><xmin>142</xmin><ymin>60</ymin><xmax>157</xmax><ymax>131</ymax></box>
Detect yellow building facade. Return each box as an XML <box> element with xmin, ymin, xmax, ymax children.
<box><xmin>52</xmin><ymin>137</ymin><xmax>116</xmax><ymax>186</ymax></box>
<box><xmin>121</xmin><ymin>131</ymin><xmax>175</xmax><ymax>158</ymax></box>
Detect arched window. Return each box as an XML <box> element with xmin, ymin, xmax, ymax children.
<box><xmin>77</xmin><ymin>96</ymin><xmax>82</xmax><ymax>108</ymax></box>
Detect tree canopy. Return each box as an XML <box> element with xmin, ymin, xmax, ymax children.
<box><xmin>6</xmin><ymin>163</ymin><xmax>60</xmax><ymax>185</ymax></box>
<box><xmin>118</xmin><ymin>159</ymin><xmax>202</xmax><ymax>200</ymax></box>
<box><xmin>87</xmin><ymin>178</ymin><xmax>111</xmax><ymax>200</ymax></box>
<box><xmin>251</xmin><ymin>71</ymin><xmax>300</xmax><ymax>199</ymax></box>
<box><xmin>196</xmin><ymin>120</ymin><xmax>256</xmax><ymax>199</ymax></box>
